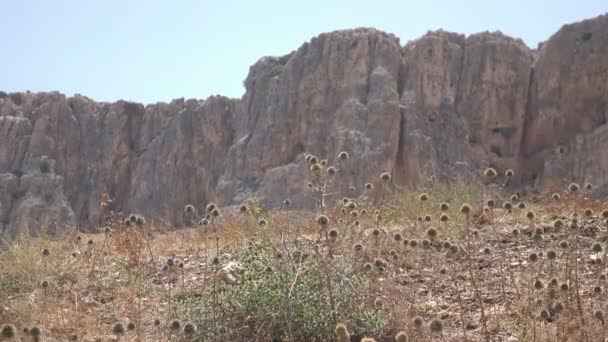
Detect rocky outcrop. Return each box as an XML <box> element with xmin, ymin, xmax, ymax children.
<box><xmin>1</xmin><ymin>14</ymin><xmax>607</xmax><ymax>236</ymax></box>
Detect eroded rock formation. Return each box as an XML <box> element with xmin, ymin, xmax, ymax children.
<box><xmin>1</xmin><ymin>14</ymin><xmax>607</xmax><ymax>236</ymax></box>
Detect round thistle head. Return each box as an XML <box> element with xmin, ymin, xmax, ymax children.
<box><xmin>380</xmin><ymin>172</ymin><xmax>391</xmax><ymax>183</ymax></box>
<box><xmin>424</xmin><ymin>215</ymin><xmax>432</xmax><ymax>222</ymax></box>
<box><xmin>170</xmin><ymin>320</ymin><xmax>181</xmax><ymax>331</ymax></box>
<box><xmin>439</xmin><ymin>267</ymin><xmax>447</xmax><ymax>274</ymax></box>
<box><xmin>584</xmin><ymin>208</ymin><xmax>593</xmax><ymax>218</ymax></box>
<box><xmin>449</xmin><ymin>245</ymin><xmax>459</xmax><ymax>254</ymax></box>
<box><xmin>600</xmin><ymin>274</ymin><xmax>607</xmax><ymax>281</ymax></box>
<box><xmin>553</xmin><ymin>219</ymin><xmax>564</xmax><ymax>229</ymax></box>
<box><xmin>460</xmin><ymin>203</ymin><xmax>472</xmax><ymax>215</ymax></box>
<box><xmin>483</xmin><ymin>247</ymin><xmax>491</xmax><ymax>255</ymax></box>
<box><xmin>421</xmin><ymin>239</ymin><xmax>431</xmax><ymax>248</ymax></box>
<box><xmin>534</xmin><ymin>227</ymin><xmax>544</xmax><ymax>236</ymax></box>
<box><xmin>360</xmin><ymin>209</ymin><xmax>368</xmax><ymax>215</ymax></box>
<box><xmin>594</xmin><ymin>285</ymin><xmax>602</xmax><ymax>294</ymax></box>
<box><xmin>29</xmin><ymin>326</ymin><xmax>41</xmax><ymax>336</ymax></box>
<box><xmin>335</xmin><ymin>323</ymin><xmax>348</xmax><ymax>336</ymax></box>
<box><xmin>510</xmin><ymin>194</ymin><xmax>519</xmax><ymax>202</ymax></box>
<box><xmin>205</xmin><ymin>203</ymin><xmax>217</xmax><ymax>213</ymax></box>
<box><xmin>528</xmin><ymin>253</ymin><xmax>538</xmax><ymax>263</ymax></box>
<box><xmin>372</xmin><ymin>228</ymin><xmax>380</xmax><ymax>237</ymax></box>
<box><xmin>585</xmin><ymin>182</ymin><xmax>593</xmax><ymax>191</ymax></box>
<box><xmin>326</xmin><ymin>166</ymin><xmax>337</xmax><ymax>176</ymax></box>
<box><xmin>553</xmin><ymin>301</ymin><xmax>564</xmax><ymax>313</ymax></box>
<box><xmin>112</xmin><ymin>323</ymin><xmax>125</xmax><ymax>335</ymax></box>
<box><xmin>341</xmin><ymin>208</ymin><xmax>347</xmax><ymax>215</ymax></box>
<box><xmin>349</xmin><ymin>186</ymin><xmax>356</xmax><ymax>192</ymax></box>
<box><xmin>124</xmin><ymin>219</ymin><xmax>132</xmax><ymax>227</ymax></box>
<box><xmin>484</xmin><ymin>167</ymin><xmax>497</xmax><ymax>179</ymax></box>
<box><xmin>328</xmin><ymin>229</ymin><xmax>339</xmax><ymax>239</ymax></box>
<box><xmin>552</xmin><ymin>193</ymin><xmax>561</xmax><ymax>201</ymax></box>
<box><xmin>429</xmin><ymin>319</ymin><xmax>443</xmax><ymax>333</ymax></box>
<box><xmin>393</xmin><ymin>233</ymin><xmax>403</xmax><ymax>241</ymax></box>
<box><xmin>568</xmin><ymin>183</ymin><xmax>580</xmax><ymax>193</ymax></box>
<box><xmin>549</xmin><ymin>278</ymin><xmax>559</xmax><ymax>287</ymax></box>
<box><xmin>347</xmin><ymin>201</ymin><xmax>357</xmax><ymax>209</ymax></box>
<box><xmin>540</xmin><ymin>309</ymin><xmax>550</xmax><ymax>320</ymax></box>
<box><xmin>559</xmin><ymin>240</ymin><xmax>569</xmax><ymax>249</ymax></box>
<box><xmin>505</xmin><ymin>169</ymin><xmax>515</xmax><ymax>178</ymax></box>
<box><xmin>353</xmin><ymin>243</ymin><xmax>363</xmax><ymax>252</ymax></box>
<box><xmin>410</xmin><ymin>239</ymin><xmax>419</xmax><ymax>247</ymax></box>
<box><xmin>419</xmin><ymin>193</ymin><xmax>429</xmax><ymax>202</ymax></box>
<box><xmin>351</xmin><ymin>210</ymin><xmax>358</xmax><ymax>218</ymax></box>
<box><xmin>363</xmin><ymin>263</ymin><xmax>373</xmax><ymax>272</ymax></box>
<box><xmin>486</xmin><ymin>199</ymin><xmax>495</xmax><ymax>208</ymax></box>
<box><xmin>503</xmin><ymin>201</ymin><xmax>513</xmax><ymax>211</ymax></box>
<box><xmin>309</xmin><ymin>156</ymin><xmax>319</xmax><ymax>165</ymax></box>
<box><xmin>304</xmin><ymin>154</ymin><xmax>312</xmax><ymax>162</ymax></box>
<box><xmin>439</xmin><ymin>213</ymin><xmax>449</xmax><ymax>222</ymax></box>
<box><xmin>412</xmin><ymin>316</ymin><xmax>424</xmax><ymax>328</ymax></box>
<box><xmin>136</xmin><ymin>216</ymin><xmax>145</xmax><ymax>226</ymax></box>
<box><xmin>389</xmin><ymin>249</ymin><xmax>398</xmax><ymax>256</ymax></box>
<box><xmin>210</xmin><ymin>208</ymin><xmax>221</xmax><ymax>217</ymax></box>
<box><xmin>594</xmin><ymin>310</ymin><xmax>605</xmax><ymax>321</ymax></box>
<box><xmin>338</xmin><ymin>151</ymin><xmax>349</xmax><ymax>161</ymax></box>
<box><xmin>440</xmin><ymin>202</ymin><xmax>450</xmax><ymax>211</ymax></box>
<box><xmin>129</xmin><ymin>214</ymin><xmax>137</xmax><ymax>223</ymax></box>
<box><xmin>417</xmin><ymin>216</ymin><xmax>423</xmax><ymax>222</ymax></box>
<box><xmin>310</xmin><ymin>163</ymin><xmax>322</xmax><ymax>173</ymax></box>
<box><xmin>374</xmin><ymin>297</ymin><xmax>383</xmax><ymax>308</ymax></box>
<box><xmin>560</xmin><ymin>282</ymin><xmax>569</xmax><ymax>291</ymax></box>
<box><xmin>42</xmin><ymin>248</ymin><xmax>50</xmax><ymax>257</ymax></box>
<box><xmin>395</xmin><ymin>331</ymin><xmax>408</xmax><ymax>342</ymax></box>
<box><xmin>373</xmin><ymin>258</ymin><xmax>385</xmax><ymax>268</ymax></box>
<box><xmin>316</xmin><ymin>215</ymin><xmax>329</xmax><ymax>226</ymax></box>
<box><xmin>592</xmin><ymin>243</ymin><xmax>603</xmax><ymax>253</ymax></box>
<box><xmin>306</xmin><ymin>182</ymin><xmax>313</xmax><ymax>189</ymax></box>
<box><xmin>402</xmin><ymin>239</ymin><xmax>410</xmax><ymax>246</ymax></box>
<box><xmin>258</xmin><ymin>218</ymin><xmax>268</xmax><ymax>226</ymax></box>
<box><xmin>353</xmin><ymin>220</ymin><xmax>360</xmax><ymax>226</ymax></box>
<box><xmin>443</xmin><ymin>241</ymin><xmax>452</xmax><ymax>249</ymax></box>
<box><xmin>127</xmin><ymin>322</ymin><xmax>136</xmax><ymax>331</ymax></box>
<box><xmin>512</xmin><ymin>228</ymin><xmax>520</xmax><ymax>237</ymax></box>
<box><xmin>183</xmin><ymin>322</ymin><xmax>197</xmax><ymax>335</ymax></box>
<box><xmin>320</xmin><ymin>159</ymin><xmax>328</xmax><ymax>167</ymax></box>
<box><xmin>546</xmin><ymin>249</ymin><xmax>557</xmax><ymax>260</ymax></box>
<box><xmin>200</xmin><ymin>218</ymin><xmax>209</xmax><ymax>226</ymax></box>
<box><xmin>364</xmin><ymin>183</ymin><xmax>373</xmax><ymax>190</ymax></box>
<box><xmin>426</xmin><ymin>227</ymin><xmax>438</xmax><ymax>239</ymax></box>
<box><xmin>1</xmin><ymin>324</ymin><xmax>16</xmax><ymax>338</ymax></box>
<box><xmin>239</xmin><ymin>204</ymin><xmax>248</xmax><ymax>213</ymax></box>
<box><xmin>41</xmin><ymin>279</ymin><xmax>50</xmax><ymax>288</ymax></box>
<box><xmin>518</xmin><ymin>202</ymin><xmax>527</xmax><ymax>209</ymax></box>
<box><xmin>526</xmin><ymin>210</ymin><xmax>535</xmax><ymax>220</ymax></box>
<box><xmin>533</xmin><ymin>279</ymin><xmax>544</xmax><ymax>290</ymax></box>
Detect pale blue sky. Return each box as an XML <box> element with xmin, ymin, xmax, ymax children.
<box><xmin>1</xmin><ymin>1</ymin><xmax>606</xmax><ymax>104</ymax></box>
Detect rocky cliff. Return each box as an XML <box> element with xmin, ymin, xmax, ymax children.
<box><xmin>1</xmin><ymin>14</ymin><xmax>607</xmax><ymax>236</ymax></box>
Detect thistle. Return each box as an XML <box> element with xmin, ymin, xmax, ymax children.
<box><xmin>429</xmin><ymin>319</ymin><xmax>443</xmax><ymax>333</ymax></box>
<box><xmin>460</xmin><ymin>203</ymin><xmax>472</xmax><ymax>215</ymax></box>
<box><xmin>380</xmin><ymin>172</ymin><xmax>391</xmax><ymax>182</ymax></box>
<box><xmin>552</xmin><ymin>193</ymin><xmax>561</xmax><ymax>201</ymax></box>
<box><xmin>170</xmin><ymin>320</ymin><xmax>181</xmax><ymax>331</ymax></box>
<box><xmin>335</xmin><ymin>323</ymin><xmax>350</xmax><ymax>342</ymax></box>
<box><xmin>112</xmin><ymin>323</ymin><xmax>126</xmax><ymax>335</ymax></box>
<box><xmin>419</xmin><ymin>193</ymin><xmax>429</xmax><ymax>202</ymax></box>
<box><xmin>503</xmin><ymin>201</ymin><xmax>513</xmax><ymax>210</ymax></box>
<box><xmin>440</xmin><ymin>202</ymin><xmax>450</xmax><ymax>211</ymax></box>
<box><xmin>426</xmin><ymin>227</ymin><xmax>438</xmax><ymax>239</ymax></box>
<box><xmin>439</xmin><ymin>213</ymin><xmax>449</xmax><ymax>222</ymax></box>
<box><xmin>127</xmin><ymin>322</ymin><xmax>136</xmax><ymax>331</ymax></box>
<box><xmin>393</xmin><ymin>233</ymin><xmax>403</xmax><ymax>241</ymax></box>
<box><xmin>364</xmin><ymin>183</ymin><xmax>373</xmax><ymax>190</ymax></box>
<box><xmin>338</xmin><ymin>151</ymin><xmax>349</xmax><ymax>161</ymax></box>
<box><xmin>505</xmin><ymin>169</ymin><xmax>514</xmax><ymax>178</ymax></box>
<box><xmin>569</xmin><ymin>183</ymin><xmax>580</xmax><ymax>193</ymax></box>
<box><xmin>412</xmin><ymin>316</ymin><xmax>424</xmax><ymax>328</ymax></box>
<box><xmin>327</xmin><ymin>166</ymin><xmax>337</xmax><ymax>175</ymax></box>
<box><xmin>0</xmin><ymin>324</ymin><xmax>16</xmax><ymax>338</ymax></box>
<box><xmin>484</xmin><ymin>167</ymin><xmax>497</xmax><ymax>179</ymax></box>
<box><xmin>395</xmin><ymin>331</ymin><xmax>408</xmax><ymax>342</ymax></box>
<box><xmin>183</xmin><ymin>322</ymin><xmax>197</xmax><ymax>335</ymax></box>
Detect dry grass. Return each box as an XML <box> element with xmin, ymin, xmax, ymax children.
<box><xmin>1</xmin><ymin>160</ymin><xmax>608</xmax><ymax>341</ymax></box>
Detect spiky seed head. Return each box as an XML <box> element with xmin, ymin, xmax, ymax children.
<box><xmin>601</xmin><ymin>210</ymin><xmax>608</xmax><ymax>219</ymax></box>
<box><xmin>309</xmin><ymin>156</ymin><xmax>319</xmax><ymax>165</ymax></box>
<box><xmin>29</xmin><ymin>326</ymin><xmax>41</xmax><ymax>336</ymax></box>
<box><xmin>129</xmin><ymin>214</ymin><xmax>137</xmax><ymax>223</ymax></box>
<box><xmin>200</xmin><ymin>218</ymin><xmax>209</xmax><ymax>226</ymax></box>
<box><xmin>380</xmin><ymin>172</ymin><xmax>391</xmax><ymax>182</ymax></box>
<box><xmin>547</xmin><ymin>249</ymin><xmax>557</xmax><ymax>260</ymax></box>
<box><xmin>553</xmin><ymin>301</ymin><xmax>564</xmax><ymax>313</ymax></box>
<box><xmin>554</xmin><ymin>219</ymin><xmax>564</xmax><ymax>229</ymax></box>
<box><xmin>239</xmin><ymin>204</ymin><xmax>248</xmax><ymax>213</ymax></box>
<box><xmin>42</xmin><ymin>248</ymin><xmax>50</xmax><ymax>257</ymax></box>
<box><xmin>335</xmin><ymin>323</ymin><xmax>348</xmax><ymax>336</ymax></box>
<box><xmin>394</xmin><ymin>233</ymin><xmax>403</xmax><ymax>241</ymax></box>
<box><xmin>526</xmin><ymin>210</ymin><xmax>535</xmax><ymax>220</ymax></box>
<box><xmin>361</xmin><ymin>208</ymin><xmax>368</xmax><ymax>215</ymax></box>
<box><xmin>429</xmin><ymin>319</ymin><xmax>443</xmax><ymax>333</ymax></box>
<box><xmin>320</xmin><ymin>159</ymin><xmax>328</xmax><ymax>166</ymax></box>
<box><xmin>410</xmin><ymin>239</ymin><xmax>419</xmax><ymax>247</ymax></box>
<box><xmin>529</xmin><ymin>253</ymin><xmax>538</xmax><ymax>263</ymax></box>
<box><xmin>412</xmin><ymin>316</ymin><xmax>424</xmax><ymax>328</ymax></box>
<box><xmin>304</xmin><ymin>154</ymin><xmax>312</xmax><ymax>162</ymax></box>
<box><xmin>594</xmin><ymin>310</ymin><xmax>605</xmax><ymax>321</ymax></box>
<box><xmin>440</xmin><ymin>213</ymin><xmax>449</xmax><ymax>222</ymax></box>
<box><xmin>534</xmin><ymin>227</ymin><xmax>544</xmax><ymax>236</ymax></box>
<box><xmin>210</xmin><ymin>208</ymin><xmax>220</xmax><ymax>217</ymax></box>
<box><xmin>460</xmin><ymin>203</ymin><xmax>472</xmax><ymax>215</ymax></box>
<box><xmin>374</xmin><ymin>297</ymin><xmax>384</xmax><ymax>308</ymax></box>
<box><xmin>373</xmin><ymin>258</ymin><xmax>385</xmax><ymax>268</ymax></box>
<box><xmin>372</xmin><ymin>228</ymin><xmax>380</xmax><ymax>237</ymax></box>
<box><xmin>403</xmin><ymin>239</ymin><xmax>410</xmax><ymax>246</ymax></box>
<box><xmin>41</xmin><ymin>280</ymin><xmax>50</xmax><ymax>288</ymax></box>
<box><xmin>353</xmin><ymin>220</ymin><xmax>360</xmax><ymax>226</ymax></box>
<box><xmin>484</xmin><ymin>167</ymin><xmax>497</xmax><ymax>178</ymax></box>
<box><xmin>363</xmin><ymin>263</ymin><xmax>373</xmax><ymax>272</ymax></box>
<box><xmin>486</xmin><ymin>199</ymin><xmax>495</xmax><ymax>208</ymax></box>
<box><xmin>315</xmin><ymin>215</ymin><xmax>329</xmax><ymax>226</ymax></box>
<box><xmin>338</xmin><ymin>151</ymin><xmax>349</xmax><ymax>161</ymax></box>
<box><xmin>127</xmin><ymin>322</ymin><xmax>136</xmax><ymax>331</ymax></box>
<box><xmin>540</xmin><ymin>309</ymin><xmax>550</xmax><ymax>320</ymax></box>
<box><xmin>483</xmin><ymin>247</ymin><xmax>491</xmax><ymax>255</ymax></box>
<box><xmin>112</xmin><ymin>323</ymin><xmax>125</xmax><ymax>335</ymax></box>
<box><xmin>364</xmin><ymin>183</ymin><xmax>373</xmax><ymax>190</ymax></box>
<box><xmin>503</xmin><ymin>201</ymin><xmax>513</xmax><ymax>210</ymax></box>
<box><xmin>594</xmin><ymin>285</ymin><xmax>602</xmax><ymax>294</ymax></box>
<box><xmin>440</xmin><ymin>202</ymin><xmax>450</xmax><ymax>211</ymax></box>
<box><xmin>518</xmin><ymin>202</ymin><xmax>527</xmax><ymax>209</ymax></box>
<box><xmin>584</xmin><ymin>208</ymin><xmax>593</xmax><ymax>218</ymax></box>
<box><xmin>326</xmin><ymin>166</ymin><xmax>337</xmax><ymax>176</ymax></box>
<box><xmin>560</xmin><ymin>283</ymin><xmax>569</xmax><ymax>291</ymax></box>
<box><xmin>341</xmin><ymin>208</ymin><xmax>347</xmax><ymax>215</ymax></box>
<box><xmin>534</xmin><ymin>279</ymin><xmax>544</xmax><ymax>290</ymax></box>
<box><xmin>585</xmin><ymin>182</ymin><xmax>593</xmax><ymax>191</ymax></box>
<box><xmin>347</xmin><ymin>201</ymin><xmax>357</xmax><ymax>209</ymax></box>
<box><xmin>512</xmin><ymin>228</ymin><xmax>520</xmax><ymax>237</ymax></box>
<box><xmin>328</xmin><ymin>229</ymin><xmax>339</xmax><ymax>239</ymax></box>
<box><xmin>306</xmin><ymin>182</ymin><xmax>313</xmax><ymax>188</ymax></box>
<box><xmin>395</xmin><ymin>331</ymin><xmax>408</xmax><ymax>342</ymax></box>
<box><xmin>510</xmin><ymin>194</ymin><xmax>519</xmax><ymax>202</ymax></box>
<box><xmin>449</xmin><ymin>245</ymin><xmax>459</xmax><ymax>254</ymax></box>
<box><xmin>170</xmin><ymin>320</ymin><xmax>181</xmax><ymax>331</ymax></box>
<box><xmin>426</xmin><ymin>227</ymin><xmax>438</xmax><ymax>239</ymax></box>
<box><xmin>559</xmin><ymin>240</ymin><xmax>569</xmax><ymax>249</ymax></box>
<box><xmin>258</xmin><ymin>218</ymin><xmax>268</xmax><ymax>226</ymax></box>
<box><xmin>443</xmin><ymin>241</ymin><xmax>452</xmax><ymax>249</ymax></box>
<box><xmin>419</xmin><ymin>193</ymin><xmax>429</xmax><ymax>202</ymax></box>
<box><xmin>505</xmin><ymin>169</ymin><xmax>515</xmax><ymax>178</ymax></box>
<box><xmin>136</xmin><ymin>216</ymin><xmax>145</xmax><ymax>225</ymax></box>
<box><xmin>310</xmin><ymin>163</ymin><xmax>322</xmax><ymax>173</ymax></box>
<box><xmin>1</xmin><ymin>324</ymin><xmax>16</xmax><ymax>338</ymax></box>
<box><xmin>424</xmin><ymin>215</ymin><xmax>432</xmax><ymax>222</ymax></box>
<box><xmin>569</xmin><ymin>183</ymin><xmax>580</xmax><ymax>193</ymax></box>
<box><xmin>593</xmin><ymin>243</ymin><xmax>603</xmax><ymax>253</ymax></box>
<box><xmin>351</xmin><ymin>210</ymin><xmax>358</xmax><ymax>218</ymax></box>
<box><xmin>183</xmin><ymin>322</ymin><xmax>197</xmax><ymax>335</ymax></box>
<box><xmin>124</xmin><ymin>219</ymin><xmax>132</xmax><ymax>226</ymax></box>
<box><xmin>439</xmin><ymin>267</ymin><xmax>447</xmax><ymax>274</ymax></box>
<box><xmin>349</xmin><ymin>186</ymin><xmax>356</xmax><ymax>192</ymax></box>
<box><xmin>353</xmin><ymin>243</ymin><xmax>364</xmax><ymax>252</ymax></box>
<box><xmin>549</xmin><ymin>278</ymin><xmax>559</xmax><ymax>287</ymax></box>
<box><xmin>552</xmin><ymin>193</ymin><xmax>561</xmax><ymax>201</ymax></box>
<box><xmin>205</xmin><ymin>202</ymin><xmax>217</xmax><ymax>213</ymax></box>
<box><xmin>421</xmin><ymin>239</ymin><xmax>431</xmax><ymax>248</ymax></box>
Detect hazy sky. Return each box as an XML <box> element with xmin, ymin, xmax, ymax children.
<box><xmin>2</xmin><ymin>1</ymin><xmax>606</xmax><ymax>103</ymax></box>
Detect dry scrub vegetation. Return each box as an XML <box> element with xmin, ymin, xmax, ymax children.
<box><xmin>1</xmin><ymin>152</ymin><xmax>608</xmax><ymax>342</ymax></box>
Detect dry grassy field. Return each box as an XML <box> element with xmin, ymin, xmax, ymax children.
<box><xmin>1</xmin><ymin>153</ymin><xmax>608</xmax><ymax>341</ymax></box>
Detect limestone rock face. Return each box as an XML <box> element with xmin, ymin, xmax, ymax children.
<box><xmin>1</xmin><ymin>14</ymin><xmax>607</xmax><ymax>236</ymax></box>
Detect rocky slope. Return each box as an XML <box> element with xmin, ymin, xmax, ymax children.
<box><xmin>1</xmin><ymin>14</ymin><xmax>607</xmax><ymax>236</ymax></box>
